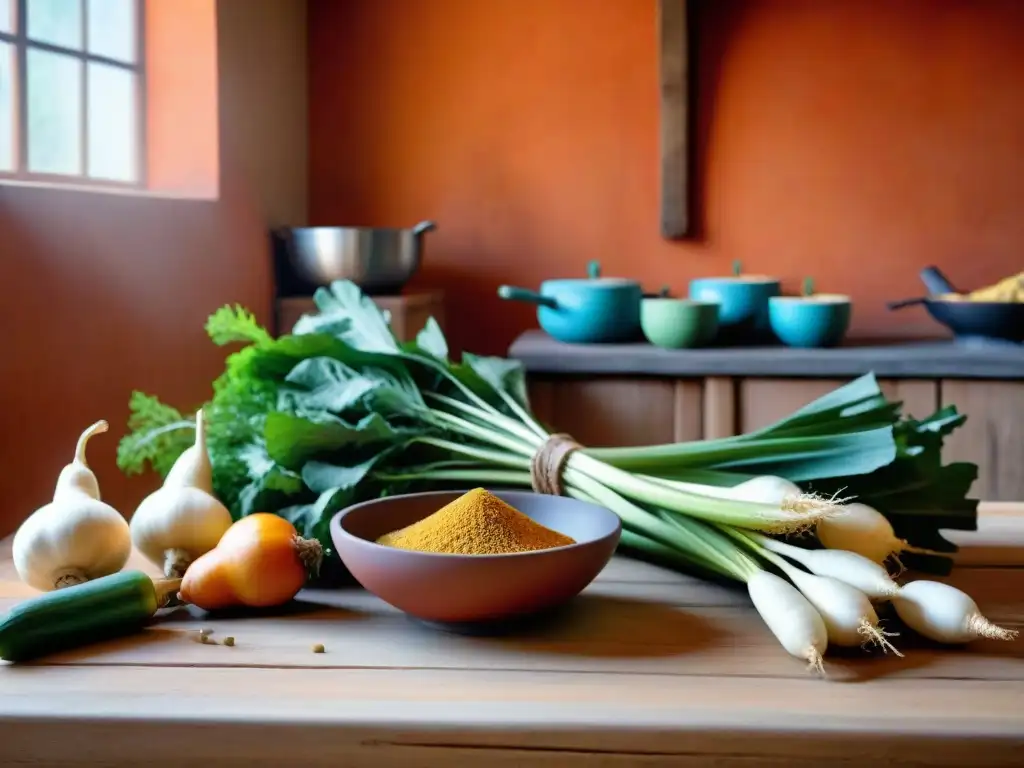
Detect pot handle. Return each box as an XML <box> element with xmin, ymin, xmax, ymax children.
<box><xmin>887</xmin><ymin>296</ymin><xmax>928</xmax><ymax>311</ymax></box>
<box><xmin>498</xmin><ymin>285</ymin><xmax>559</xmax><ymax>309</ymax></box>
<box><xmin>919</xmin><ymin>266</ymin><xmax>957</xmax><ymax>296</ymax></box>
<box><xmin>412</xmin><ymin>220</ymin><xmax>437</xmax><ymax>236</ymax></box>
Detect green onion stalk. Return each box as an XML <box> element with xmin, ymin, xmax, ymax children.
<box><xmin>116</xmin><ymin>280</ymin><xmax>977</xmax><ymax>584</ymax></box>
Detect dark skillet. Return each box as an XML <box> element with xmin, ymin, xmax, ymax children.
<box><xmin>888</xmin><ymin>266</ymin><xmax>1024</xmax><ymax>344</ymax></box>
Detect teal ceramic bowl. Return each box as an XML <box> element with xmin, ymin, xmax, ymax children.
<box><xmin>641</xmin><ymin>298</ymin><xmax>719</xmax><ymax>349</ymax></box>
<box><xmin>769</xmin><ymin>294</ymin><xmax>852</xmax><ymax>348</ymax></box>
<box><xmin>689</xmin><ymin>274</ymin><xmax>781</xmax><ymax>343</ymax></box>
<box><xmin>498</xmin><ymin>261</ymin><xmax>642</xmax><ymax>344</ymax></box>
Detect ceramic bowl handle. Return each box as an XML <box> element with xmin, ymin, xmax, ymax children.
<box><xmin>497</xmin><ymin>285</ymin><xmax>559</xmax><ymax>309</ymax></box>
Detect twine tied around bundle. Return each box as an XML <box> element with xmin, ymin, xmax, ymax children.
<box><xmin>530</xmin><ymin>433</ymin><xmax>582</xmax><ymax>496</ymax></box>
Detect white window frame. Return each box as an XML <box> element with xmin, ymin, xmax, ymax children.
<box><xmin>0</xmin><ymin>0</ymin><xmax>146</xmax><ymax>188</ymax></box>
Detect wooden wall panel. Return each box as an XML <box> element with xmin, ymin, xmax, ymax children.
<box><xmin>528</xmin><ymin>376</ymin><xmax>679</xmax><ymax>448</ymax></box>
<box><xmin>703</xmin><ymin>376</ymin><xmax>736</xmax><ymax>439</ymax></box>
<box><xmin>672</xmin><ymin>381</ymin><xmax>703</xmax><ymax>442</ymax></box>
<box><xmin>526</xmin><ymin>379</ymin><xmax>556</xmax><ymax>429</ymax></box>
<box><xmin>941</xmin><ymin>381</ymin><xmax>1024</xmax><ymax>502</ymax></box>
<box><xmin>739</xmin><ymin>379</ymin><xmax>848</xmax><ymax>433</ymax></box>
<box><xmin>878</xmin><ymin>380</ymin><xmax>939</xmax><ymax>420</ymax></box>
<box><xmin>740</xmin><ymin>378</ymin><xmax>940</xmax><ymax>434</ymax></box>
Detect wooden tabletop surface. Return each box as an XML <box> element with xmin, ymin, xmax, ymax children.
<box><xmin>1</xmin><ymin>503</ymin><xmax>1022</xmax><ymax>767</ymax></box>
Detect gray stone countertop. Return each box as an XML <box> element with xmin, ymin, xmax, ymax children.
<box><xmin>508</xmin><ymin>330</ymin><xmax>1024</xmax><ymax>380</ymax></box>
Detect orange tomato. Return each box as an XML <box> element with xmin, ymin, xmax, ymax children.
<box><xmin>179</xmin><ymin>513</ymin><xmax>322</xmax><ymax>610</ymax></box>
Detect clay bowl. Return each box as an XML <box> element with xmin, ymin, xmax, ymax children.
<box><xmin>330</xmin><ymin>490</ymin><xmax>622</xmax><ymax>627</ymax></box>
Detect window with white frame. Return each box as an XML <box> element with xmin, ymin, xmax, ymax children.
<box><xmin>0</xmin><ymin>0</ymin><xmax>144</xmax><ymax>187</ymax></box>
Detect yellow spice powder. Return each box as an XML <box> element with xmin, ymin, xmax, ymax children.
<box><xmin>376</xmin><ymin>488</ymin><xmax>575</xmax><ymax>555</ymax></box>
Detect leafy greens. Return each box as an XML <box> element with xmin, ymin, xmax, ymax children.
<box><xmin>117</xmin><ymin>280</ymin><xmax>978</xmax><ymax>579</ymax></box>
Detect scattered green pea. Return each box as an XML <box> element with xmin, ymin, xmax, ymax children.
<box><xmin>223</xmin><ymin>637</ymin><xmax>236</xmax><ymax>647</ymax></box>
<box><xmin>312</xmin><ymin>643</ymin><xmax>325</xmax><ymax>654</ymax></box>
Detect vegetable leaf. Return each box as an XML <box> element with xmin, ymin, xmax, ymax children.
<box><xmin>264</xmin><ymin>411</ymin><xmax>401</xmax><ymax>470</ymax></box>
<box><xmin>205</xmin><ymin>305</ymin><xmax>274</xmax><ymax>348</ymax></box>
<box><xmin>296</xmin><ymin>281</ymin><xmax>400</xmax><ymax>353</ymax></box>
<box><xmin>462</xmin><ymin>352</ymin><xmax>530</xmax><ymax>408</ymax></box>
<box><xmin>415</xmin><ymin>317</ymin><xmax>449</xmax><ymax>362</ymax></box>
<box><xmin>117</xmin><ymin>392</ymin><xmax>196</xmax><ymax>477</ymax></box>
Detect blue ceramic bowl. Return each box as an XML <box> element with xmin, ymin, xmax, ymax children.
<box><xmin>769</xmin><ymin>294</ymin><xmax>852</xmax><ymax>348</ymax></box>
<box><xmin>689</xmin><ymin>275</ymin><xmax>781</xmax><ymax>342</ymax></box>
<box><xmin>498</xmin><ymin>262</ymin><xmax>642</xmax><ymax>344</ymax></box>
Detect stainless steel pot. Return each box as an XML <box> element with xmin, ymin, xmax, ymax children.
<box><xmin>276</xmin><ymin>221</ymin><xmax>436</xmax><ymax>295</ymax></box>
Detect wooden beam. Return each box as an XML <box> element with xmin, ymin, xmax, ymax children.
<box><xmin>658</xmin><ymin>0</ymin><xmax>689</xmax><ymax>239</ymax></box>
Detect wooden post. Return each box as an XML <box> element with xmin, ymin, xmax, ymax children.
<box><xmin>658</xmin><ymin>0</ymin><xmax>689</xmax><ymax>239</ymax></box>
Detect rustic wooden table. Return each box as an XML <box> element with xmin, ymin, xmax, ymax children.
<box><xmin>1</xmin><ymin>503</ymin><xmax>1022</xmax><ymax>767</ymax></box>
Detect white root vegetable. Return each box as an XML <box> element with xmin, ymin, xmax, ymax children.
<box><xmin>766</xmin><ymin>554</ymin><xmax>902</xmax><ymax>654</ymax></box>
<box><xmin>729</xmin><ymin>475</ymin><xmax>804</xmax><ymax>504</ymax></box>
<box><xmin>816</xmin><ymin>502</ymin><xmax>944</xmax><ymax>570</ymax></box>
<box><xmin>747</xmin><ymin>570</ymin><xmax>828</xmax><ymax>674</ymax></box>
<box><xmin>893</xmin><ymin>580</ymin><xmax>1018</xmax><ymax>644</ymax></box>
<box><xmin>130</xmin><ymin>409</ymin><xmax>233</xmax><ymax>578</ymax></box>
<box><xmin>756</xmin><ymin>535</ymin><xmax>901</xmax><ymax>600</ymax></box>
<box><xmin>653</xmin><ymin>475</ymin><xmax>803</xmax><ymax>505</ymax></box>
<box><xmin>12</xmin><ymin>420</ymin><xmax>131</xmax><ymax>591</ymax></box>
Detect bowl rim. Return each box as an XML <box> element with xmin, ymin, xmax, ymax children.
<box><xmin>642</xmin><ymin>297</ymin><xmax>720</xmax><ymax>308</ymax></box>
<box><xmin>540</xmin><ymin>277</ymin><xmax>642</xmax><ymax>290</ymax></box>
<box><xmin>770</xmin><ymin>294</ymin><xmax>852</xmax><ymax>305</ymax></box>
<box><xmin>330</xmin><ymin>489</ymin><xmax>623</xmax><ymax>561</ymax></box>
<box><xmin>690</xmin><ymin>275</ymin><xmax>781</xmax><ymax>285</ymax></box>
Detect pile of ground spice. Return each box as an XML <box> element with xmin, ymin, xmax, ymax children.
<box><xmin>376</xmin><ymin>488</ymin><xmax>576</xmax><ymax>555</ymax></box>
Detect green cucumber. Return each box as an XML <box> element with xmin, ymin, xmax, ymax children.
<box><xmin>0</xmin><ymin>570</ymin><xmax>180</xmax><ymax>663</ymax></box>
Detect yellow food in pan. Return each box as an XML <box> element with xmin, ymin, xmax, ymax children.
<box><xmin>939</xmin><ymin>272</ymin><xmax>1023</xmax><ymax>303</ymax></box>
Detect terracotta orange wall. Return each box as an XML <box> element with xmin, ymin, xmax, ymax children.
<box><xmin>0</xmin><ymin>0</ymin><xmax>307</xmax><ymax>537</ymax></box>
<box><xmin>309</xmin><ymin>0</ymin><xmax>1024</xmax><ymax>356</ymax></box>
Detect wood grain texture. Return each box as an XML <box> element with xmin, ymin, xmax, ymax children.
<box><xmin>941</xmin><ymin>380</ymin><xmax>1024</xmax><ymax>502</ymax></box>
<box><xmin>0</xmin><ymin>504</ymin><xmax>1022</xmax><ymax>766</ymax></box>
<box><xmin>739</xmin><ymin>378</ymin><xmax>939</xmax><ymax>434</ymax></box>
<box><xmin>703</xmin><ymin>375</ymin><xmax>736</xmax><ymax>438</ymax></box>
<box><xmin>672</xmin><ymin>380</ymin><xmax>703</xmax><ymax>441</ymax></box>
<box><xmin>2</xmin><ymin>667</ymin><xmax>1023</xmax><ymax>766</ymax></box>
<box><xmin>543</xmin><ymin>378</ymin><xmax>677</xmax><ymax>447</ymax></box>
<box><xmin>658</xmin><ymin>0</ymin><xmax>689</xmax><ymax>239</ymax></box>
<box><xmin>739</xmin><ymin>378</ymin><xmax>848</xmax><ymax>432</ymax></box>
<box><xmin>879</xmin><ymin>378</ymin><xmax>939</xmax><ymax>420</ymax></box>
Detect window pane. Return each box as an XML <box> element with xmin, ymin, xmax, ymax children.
<box><xmin>88</xmin><ymin>0</ymin><xmax>135</xmax><ymax>63</ymax></box>
<box><xmin>0</xmin><ymin>42</ymin><xmax>12</xmax><ymax>171</ymax></box>
<box><xmin>27</xmin><ymin>0</ymin><xmax>83</xmax><ymax>50</ymax></box>
<box><xmin>0</xmin><ymin>0</ymin><xmax>12</xmax><ymax>34</ymax></box>
<box><xmin>27</xmin><ymin>48</ymin><xmax>82</xmax><ymax>175</ymax></box>
<box><xmin>87</xmin><ymin>62</ymin><xmax>135</xmax><ymax>181</ymax></box>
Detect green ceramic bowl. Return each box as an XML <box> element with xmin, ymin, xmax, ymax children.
<box><xmin>641</xmin><ymin>298</ymin><xmax>720</xmax><ymax>349</ymax></box>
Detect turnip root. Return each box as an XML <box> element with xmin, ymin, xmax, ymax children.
<box><xmin>816</xmin><ymin>502</ymin><xmax>945</xmax><ymax>572</ymax></box>
<box><xmin>755</xmin><ymin>535</ymin><xmax>901</xmax><ymax>600</ymax></box>
<box><xmin>773</xmin><ymin>559</ymin><xmax>902</xmax><ymax>654</ymax></box>
<box><xmin>893</xmin><ymin>580</ymin><xmax>1018</xmax><ymax>644</ymax></box>
<box><xmin>747</xmin><ymin>570</ymin><xmax>828</xmax><ymax>674</ymax></box>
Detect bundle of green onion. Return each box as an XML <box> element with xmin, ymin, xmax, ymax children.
<box><xmin>119</xmin><ymin>280</ymin><xmax>1015</xmax><ymax>671</ymax></box>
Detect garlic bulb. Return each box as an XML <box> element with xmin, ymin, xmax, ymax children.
<box><xmin>130</xmin><ymin>409</ymin><xmax>233</xmax><ymax>578</ymax></box>
<box><xmin>13</xmin><ymin>420</ymin><xmax>132</xmax><ymax>591</ymax></box>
